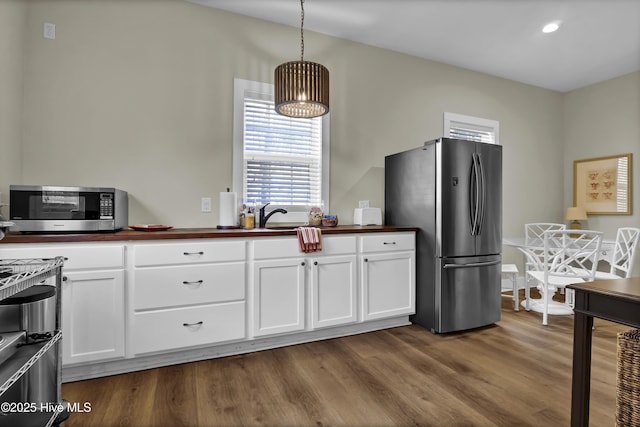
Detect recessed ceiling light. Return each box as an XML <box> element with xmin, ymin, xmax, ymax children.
<box><xmin>542</xmin><ymin>22</ymin><xmax>560</xmax><ymax>33</ymax></box>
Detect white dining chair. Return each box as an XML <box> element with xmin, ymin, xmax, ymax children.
<box><xmin>523</xmin><ymin>223</ymin><xmax>567</xmax><ymax>297</ymax></box>
<box><xmin>527</xmin><ymin>229</ymin><xmax>603</xmax><ymax>325</ymax></box>
<box><xmin>524</xmin><ymin>223</ymin><xmax>567</xmax><ymax>269</ymax></box>
<box><xmin>594</xmin><ymin>227</ymin><xmax>640</xmax><ymax>280</ymax></box>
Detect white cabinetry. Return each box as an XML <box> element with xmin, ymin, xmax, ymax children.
<box><xmin>252</xmin><ymin>259</ymin><xmax>305</xmax><ymax>337</ymax></box>
<box><xmin>360</xmin><ymin>233</ymin><xmax>415</xmax><ymax>321</ymax></box>
<box><xmin>0</xmin><ymin>244</ymin><xmax>126</xmax><ymax>365</ymax></box>
<box><xmin>1</xmin><ymin>229</ymin><xmax>416</xmax><ymax>379</ymax></box>
<box><xmin>309</xmin><ymin>254</ymin><xmax>357</xmax><ymax>329</ymax></box>
<box><xmin>132</xmin><ymin>239</ymin><xmax>246</xmax><ymax>355</ymax></box>
<box><xmin>252</xmin><ymin>238</ymin><xmax>305</xmax><ymax>337</ymax></box>
<box><xmin>308</xmin><ymin>235</ymin><xmax>358</xmax><ymax>329</ymax></box>
<box><xmin>252</xmin><ymin>236</ymin><xmax>358</xmax><ymax>336</ymax></box>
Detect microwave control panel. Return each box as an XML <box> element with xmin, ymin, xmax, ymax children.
<box><xmin>99</xmin><ymin>193</ymin><xmax>114</xmax><ymax>219</ymax></box>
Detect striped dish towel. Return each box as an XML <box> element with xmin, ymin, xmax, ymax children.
<box><xmin>297</xmin><ymin>227</ymin><xmax>323</xmax><ymax>253</ymax></box>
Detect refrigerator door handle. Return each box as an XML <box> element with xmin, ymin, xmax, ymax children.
<box><xmin>442</xmin><ymin>260</ymin><xmax>501</xmax><ymax>269</ymax></box>
<box><xmin>470</xmin><ymin>153</ymin><xmax>481</xmax><ymax>235</ymax></box>
<box><xmin>477</xmin><ymin>153</ymin><xmax>486</xmax><ymax>236</ymax></box>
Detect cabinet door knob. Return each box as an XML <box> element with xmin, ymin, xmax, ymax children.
<box><xmin>364</xmin><ymin>258</ymin><xmax>369</xmax><ymax>262</ymax></box>
<box><xmin>301</xmin><ymin>261</ymin><xmax>305</xmax><ymax>266</ymax></box>
<box><xmin>62</xmin><ymin>276</ymin><xmax>68</xmax><ymax>281</ymax></box>
<box><xmin>314</xmin><ymin>261</ymin><xmax>318</xmax><ymax>266</ymax></box>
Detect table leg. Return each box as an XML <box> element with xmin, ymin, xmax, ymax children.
<box><xmin>571</xmin><ymin>311</ymin><xmax>594</xmax><ymax>427</ymax></box>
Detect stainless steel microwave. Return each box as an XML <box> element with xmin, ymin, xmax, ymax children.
<box><xmin>9</xmin><ymin>185</ymin><xmax>128</xmax><ymax>232</ymax></box>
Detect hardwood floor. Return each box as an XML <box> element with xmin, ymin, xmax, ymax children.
<box><xmin>61</xmin><ymin>294</ymin><xmax>628</xmax><ymax>426</ymax></box>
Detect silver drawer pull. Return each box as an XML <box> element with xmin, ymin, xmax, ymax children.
<box><xmin>182</xmin><ymin>280</ymin><xmax>204</xmax><ymax>286</ymax></box>
<box><xmin>383</xmin><ymin>242</ymin><xmax>397</xmax><ymax>245</ymax></box>
<box><xmin>182</xmin><ymin>321</ymin><xmax>203</xmax><ymax>327</ymax></box>
<box><xmin>183</xmin><ymin>251</ymin><xmax>204</xmax><ymax>256</ymax></box>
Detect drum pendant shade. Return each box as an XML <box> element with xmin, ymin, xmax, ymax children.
<box><xmin>275</xmin><ymin>60</ymin><xmax>329</xmax><ymax>118</ymax></box>
<box><xmin>274</xmin><ymin>0</ymin><xmax>329</xmax><ymax>118</ymax></box>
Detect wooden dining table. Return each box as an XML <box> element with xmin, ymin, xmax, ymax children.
<box><xmin>567</xmin><ymin>278</ymin><xmax>640</xmax><ymax>427</ymax></box>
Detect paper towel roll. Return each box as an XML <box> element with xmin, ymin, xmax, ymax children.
<box><xmin>219</xmin><ymin>191</ymin><xmax>238</xmax><ymax>227</ymax></box>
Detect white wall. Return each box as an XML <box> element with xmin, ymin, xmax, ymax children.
<box><xmin>564</xmin><ymin>72</ymin><xmax>640</xmax><ymax>239</ymax></box>
<box><xmin>563</xmin><ymin>71</ymin><xmax>640</xmax><ymax>273</ymax></box>
<box><xmin>0</xmin><ymin>0</ymin><xmax>27</xmax><ymax>210</ymax></box>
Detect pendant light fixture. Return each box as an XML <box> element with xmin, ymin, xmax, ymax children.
<box><xmin>274</xmin><ymin>0</ymin><xmax>329</xmax><ymax>118</ymax></box>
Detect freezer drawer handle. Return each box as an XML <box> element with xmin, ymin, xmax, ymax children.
<box><xmin>182</xmin><ymin>280</ymin><xmax>204</xmax><ymax>286</ymax></box>
<box><xmin>443</xmin><ymin>260</ymin><xmax>501</xmax><ymax>269</ymax></box>
<box><xmin>183</xmin><ymin>321</ymin><xmax>204</xmax><ymax>327</ymax></box>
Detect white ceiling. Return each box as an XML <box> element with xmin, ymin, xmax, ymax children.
<box><xmin>187</xmin><ymin>0</ymin><xmax>640</xmax><ymax>92</ymax></box>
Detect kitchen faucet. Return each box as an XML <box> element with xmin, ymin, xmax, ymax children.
<box><xmin>258</xmin><ymin>203</ymin><xmax>288</xmax><ymax>228</ymax></box>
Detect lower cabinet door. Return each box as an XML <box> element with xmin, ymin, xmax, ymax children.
<box><xmin>310</xmin><ymin>255</ymin><xmax>357</xmax><ymax>329</ymax></box>
<box><xmin>361</xmin><ymin>251</ymin><xmax>416</xmax><ymax>321</ymax></box>
<box><xmin>252</xmin><ymin>259</ymin><xmax>305</xmax><ymax>337</ymax></box>
<box><xmin>62</xmin><ymin>269</ymin><xmax>125</xmax><ymax>365</ymax></box>
<box><xmin>133</xmin><ymin>301</ymin><xmax>246</xmax><ymax>355</ymax></box>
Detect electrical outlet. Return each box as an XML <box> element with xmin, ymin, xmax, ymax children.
<box><xmin>201</xmin><ymin>197</ymin><xmax>212</xmax><ymax>213</ymax></box>
<box><xmin>44</xmin><ymin>22</ymin><xmax>56</xmax><ymax>40</ymax></box>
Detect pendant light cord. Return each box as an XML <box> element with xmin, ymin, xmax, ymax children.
<box><xmin>300</xmin><ymin>0</ymin><xmax>305</xmax><ymax>62</ymax></box>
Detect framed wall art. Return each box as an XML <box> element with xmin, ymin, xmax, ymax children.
<box><xmin>573</xmin><ymin>153</ymin><xmax>632</xmax><ymax>215</ymax></box>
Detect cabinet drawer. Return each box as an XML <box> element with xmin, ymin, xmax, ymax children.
<box><xmin>360</xmin><ymin>233</ymin><xmax>415</xmax><ymax>253</ymax></box>
<box><xmin>133</xmin><ymin>301</ymin><xmax>245</xmax><ymax>355</ymax></box>
<box><xmin>134</xmin><ymin>240</ymin><xmax>245</xmax><ymax>267</ymax></box>
<box><xmin>0</xmin><ymin>244</ymin><xmax>124</xmax><ymax>270</ymax></box>
<box><xmin>134</xmin><ymin>263</ymin><xmax>245</xmax><ymax>309</ymax></box>
<box><xmin>253</xmin><ymin>235</ymin><xmax>356</xmax><ymax>259</ymax></box>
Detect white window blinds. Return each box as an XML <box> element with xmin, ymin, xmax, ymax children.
<box><xmin>243</xmin><ymin>96</ymin><xmax>323</xmax><ymax>206</ymax></box>
<box><xmin>444</xmin><ymin>112</ymin><xmax>500</xmax><ymax>144</ymax></box>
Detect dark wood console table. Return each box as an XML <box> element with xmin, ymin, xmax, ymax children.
<box><xmin>567</xmin><ymin>278</ymin><xmax>640</xmax><ymax>427</ymax></box>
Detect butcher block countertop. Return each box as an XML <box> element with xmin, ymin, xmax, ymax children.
<box><xmin>0</xmin><ymin>225</ymin><xmax>418</xmax><ymax>244</ymax></box>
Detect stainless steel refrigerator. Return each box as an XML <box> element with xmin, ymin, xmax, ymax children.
<box><xmin>385</xmin><ymin>137</ymin><xmax>502</xmax><ymax>333</ymax></box>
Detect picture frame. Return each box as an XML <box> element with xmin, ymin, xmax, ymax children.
<box><xmin>573</xmin><ymin>153</ymin><xmax>632</xmax><ymax>215</ymax></box>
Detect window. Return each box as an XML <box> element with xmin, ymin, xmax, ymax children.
<box><xmin>444</xmin><ymin>112</ymin><xmax>500</xmax><ymax>144</ymax></box>
<box><xmin>233</xmin><ymin>79</ymin><xmax>330</xmax><ymax>223</ymax></box>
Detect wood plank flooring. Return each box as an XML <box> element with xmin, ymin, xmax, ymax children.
<box><xmin>61</xmin><ymin>293</ymin><xmax>629</xmax><ymax>426</ymax></box>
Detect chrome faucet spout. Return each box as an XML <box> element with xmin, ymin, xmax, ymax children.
<box><xmin>258</xmin><ymin>203</ymin><xmax>288</xmax><ymax>228</ymax></box>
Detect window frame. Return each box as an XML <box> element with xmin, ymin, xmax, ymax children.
<box><xmin>232</xmin><ymin>78</ymin><xmax>330</xmax><ymax>224</ymax></box>
<box><xmin>444</xmin><ymin>112</ymin><xmax>500</xmax><ymax>144</ymax></box>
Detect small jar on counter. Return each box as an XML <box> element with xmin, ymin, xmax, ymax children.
<box><xmin>308</xmin><ymin>203</ymin><xmax>324</xmax><ymax>226</ymax></box>
<box><xmin>244</xmin><ymin>212</ymin><xmax>255</xmax><ymax>229</ymax></box>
